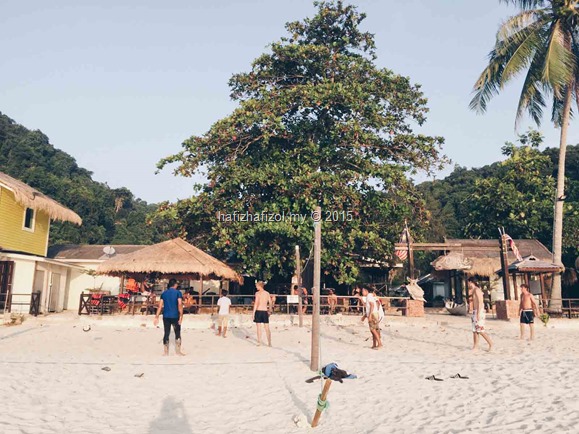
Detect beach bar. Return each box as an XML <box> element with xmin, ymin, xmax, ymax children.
<box><xmin>89</xmin><ymin>238</ymin><xmax>242</xmax><ymax>315</ymax></box>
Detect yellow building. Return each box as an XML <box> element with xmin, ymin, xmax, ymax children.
<box><xmin>0</xmin><ymin>171</ymin><xmax>82</xmax><ymax>315</ymax></box>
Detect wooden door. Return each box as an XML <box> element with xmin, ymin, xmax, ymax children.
<box><xmin>48</xmin><ymin>273</ymin><xmax>61</xmax><ymax>312</ymax></box>
<box><xmin>0</xmin><ymin>261</ymin><xmax>15</xmax><ymax>312</ymax></box>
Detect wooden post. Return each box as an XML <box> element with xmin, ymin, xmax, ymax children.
<box><xmin>539</xmin><ymin>273</ymin><xmax>547</xmax><ymax>311</ymax></box>
<box><xmin>296</xmin><ymin>245</ymin><xmax>303</xmax><ymax>328</ymax></box>
<box><xmin>310</xmin><ymin>206</ymin><xmax>322</xmax><ymax>372</ymax></box>
<box><xmin>199</xmin><ymin>279</ymin><xmax>203</xmax><ymax>308</ymax></box>
<box><xmin>406</xmin><ymin>227</ymin><xmax>415</xmax><ymax>280</ymax></box>
<box><xmin>512</xmin><ymin>274</ymin><xmax>519</xmax><ymax>301</ymax></box>
<box><xmin>311</xmin><ymin>378</ymin><xmax>332</xmax><ymax>428</ymax></box>
<box><xmin>499</xmin><ymin>232</ymin><xmax>512</xmax><ymax>300</ymax></box>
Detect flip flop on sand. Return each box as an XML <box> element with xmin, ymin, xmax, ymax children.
<box><xmin>425</xmin><ymin>375</ymin><xmax>444</xmax><ymax>381</ymax></box>
<box><xmin>305</xmin><ymin>375</ymin><xmax>322</xmax><ymax>383</ymax></box>
<box><xmin>450</xmin><ymin>373</ymin><xmax>469</xmax><ymax>379</ymax></box>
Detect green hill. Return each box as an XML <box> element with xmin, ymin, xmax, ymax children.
<box><xmin>0</xmin><ymin>112</ymin><xmax>167</xmax><ymax>246</ymax></box>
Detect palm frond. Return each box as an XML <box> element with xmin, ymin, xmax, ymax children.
<box><xmin>498</xmin><ymin>16</ymin><xmax>547</xmax><ymax>85</ymax></box>
<box><xmin>542</xmin><ymin>20</ymin><xmax>576</xmax><ymax>98</ymax></box>
<box><xmin>516</xmin><ymin>47</ymin><xmax>548</xmax><ymax>126</ymax></box>
<box><xmin>551</xmin><ymin>84</ymin><xmax>575</xmax><ymax>126</ymax></box>
<box><xmin>470</xmin><ymin>55</ymin><xmax>505</xmax><ymax>113</ymax></box>
<box><xmin>497</xmin><ymin>10</ymin><xmax>545</xmax><ymax>42</ymax></box>
<box><xmin>498</xmin><ymin>0</ymin><xmax>547</xmax><ymax>10</ymax></box>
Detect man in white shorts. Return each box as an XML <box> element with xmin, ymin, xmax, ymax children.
<box><xmin>216</xmin><ymin>290</ymin><xmax>232</xmax><ymax>338</ymax></box>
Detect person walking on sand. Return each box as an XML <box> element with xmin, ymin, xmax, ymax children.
<box><xmin>468</xmin><ymin>277</ymin><xmax>492</xmax><ymax>352</ymax></box>
<box><xmin>216</xmin><ymin>290</ymin><xmax>232</xmax><ymax>338</ymax></box>
<box><xmin>301</xmin><ymin>286</ymin><xmax>309</xmax><ymax>314</ymax></box>
<box><xmin>361</xmin><ymin>287</ymin><xmax>382</xmax><ymax>349</ymax></box>
<box><xmin>519</xmin><ymin>283</ymin><xmax>539</xmax><ymax>341</ymax></box>
<box><xmin>154</xmin><ymin>279</ymin><xmax>185</xmax><ymax>356</ymax></box>
<box><xmin>253</xmin><ymin>281</ymin><xmax>272</xmax><ymax>346</ymax></box>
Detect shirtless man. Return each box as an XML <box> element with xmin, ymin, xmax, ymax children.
<box><xmin>468</xmin><ymin>277</ymin><xmax>493</xmax><ymax>352</ymax></box>
<box><xmin>519</xmin><ymin>283</ymin><xmax>539</xmax><ymax>340</ymax></box>
<box><xmin>253</xmin><ymin>281</ymin><xmax>272</xmax><ymax>347</ymax></box>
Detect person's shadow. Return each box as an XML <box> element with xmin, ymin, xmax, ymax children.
<box><xmin>148</xmin><ymin>396</ymin><xmax>193</xmax><ymax>434</ymax></box>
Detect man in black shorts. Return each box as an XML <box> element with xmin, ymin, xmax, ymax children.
<box><xmin>253</xmin><ymin>281</ymin><xmax>272</xmax><ymax>346</ymax></box>
<box><xmin>519</xmin><ymin>283</ymin><xmax>539</xmax><ymax>340</ymax></box>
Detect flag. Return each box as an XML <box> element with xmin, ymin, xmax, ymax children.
<box><xmin>395</xmin><ymin>228</ymin><xmax>408</xmax><ymax>261</ymax></box>
<box><xmin>505</xmin><ymin>235</ymin><xmax>523</xmax><ymax>261</ymax></box>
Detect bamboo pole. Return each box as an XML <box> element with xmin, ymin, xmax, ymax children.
<box><xmin>296</xmin><ymin>245</ymin><xmax>303</xmax><ymax>328</ymax></box>
<box><xmin>199</xmin><ymin>279</ymin><xmax>203</xmax><ymax>308</ymax></box>
<box><xmin>406</xmin><ymin>226</ymin><xmax>415</xmax><ymax>280</ymax></box>
<box><xmin>311</xmin><ymin>378</ymin><xmax>332</xmax><ymax>428</ymax></box>
<box><xmin>310</xmin><ymin>206</ymin><xmax>321</xmax><ymax>372</ymax></box>
<box><xmin>499</xmin><ymin>231</ymin><xmax>512</xmax><ymax>300</ymax></box>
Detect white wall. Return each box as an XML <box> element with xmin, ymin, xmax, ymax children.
<box><xmin>65</xmin><ymin>261</ymin><xmax>122</xmax><ymax>312</ymax></box>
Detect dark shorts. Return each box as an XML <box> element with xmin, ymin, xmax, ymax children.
<box><xmin>520</xmin><ymin>310</ymin><xmax>534</xmax><ymax>324</ymax></box>
<box><xmin>254</xmin><ymin>310</ymin><xmax>269</xmax><ymax>324</ymax></box>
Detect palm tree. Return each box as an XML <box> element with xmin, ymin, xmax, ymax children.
<box><xmin>470</xmin><ymin>0</ymin><xmax>579</xmax><ymax>310</ymax></box>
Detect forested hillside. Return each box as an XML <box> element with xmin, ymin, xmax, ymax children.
<box><xmin>419</xmin><ymin>131</ymin><xmax>579</xmax><ymax>268</ymax></box>
<box><xmin>0</xmin><ymin>112</ymin><xmax>168</xmax><ymax>245</ymax></box>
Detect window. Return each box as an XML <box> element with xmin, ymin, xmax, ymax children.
<box><xmin>23</xmin><ymin>208</ymin><xmax>35</xmax><ymax>231</ymax></box>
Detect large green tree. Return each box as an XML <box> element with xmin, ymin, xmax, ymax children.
<box><xmin>470</xmin><ymin>0</ymin><xmax>579</xmax><ymax>308</ymax></box>
<box><xmin>464</xmin><ymin>131</ymin><xmax>555</xmax><ymax>241</ymax></box>
<box><xmin>159</xmin><ymin>1</ymin><xmax>445</xmax><ymax>283</ymax></box>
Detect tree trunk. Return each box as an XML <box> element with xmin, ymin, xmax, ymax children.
<box><xmin>550</xmin><ymin>85</ymin><xmax>572</xmax><ymax>311</ymax></box>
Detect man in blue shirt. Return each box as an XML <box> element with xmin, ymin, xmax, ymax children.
<box><xmin>154</xmin><ymin>279</ymin><xmax>184</xmax><ymax>356</ymax></box>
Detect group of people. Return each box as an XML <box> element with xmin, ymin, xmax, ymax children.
<box><xmin>289</xmin><ymin>285</ymin><xmax>339</xmax><ymax>314</ymax></box>
<box><xmin>153</xmin><ymin>277</ymin><xmax>541</xmax><ymax>356</ymax></box>
<box><xmin>468</xmin><ymin>277</ymin><xmax>540</xmax><ymax>352</ymax></box>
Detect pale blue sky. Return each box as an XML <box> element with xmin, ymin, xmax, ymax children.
<box><xmin>1</xmin><ymin>0</ymin><xmax>575</xmax><ymax>203</ymax></box>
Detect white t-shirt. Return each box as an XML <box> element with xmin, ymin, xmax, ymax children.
<box><xmin>217</xmin><ymin>296</ymin><xmax>231</xmax><ymax>315</ymax></box>
<box><xmin>377</xmin><ymin>299</ymin><xmax>384</xmax><ymax>322</ymax></box>
<box><xmin>364</xmin><ymin>293</ymin><xmax>376</xmax><ymax>316</ymax></box>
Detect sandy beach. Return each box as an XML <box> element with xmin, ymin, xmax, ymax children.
<box><xmin>1</xmin><ymin>313</ymin><xmax>578</xmax><ymax>434</ymax></box>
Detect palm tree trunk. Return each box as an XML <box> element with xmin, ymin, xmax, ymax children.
<box><xmin>550</xmin><ymin>85</ymin><xmax>572</xmax><ymax>311</ymax></box>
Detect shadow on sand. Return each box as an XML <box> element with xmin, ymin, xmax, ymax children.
<box><xmin>148</xmin><ymin>396</ymin><xmax>193</xmax><ymax>434</ymax></box>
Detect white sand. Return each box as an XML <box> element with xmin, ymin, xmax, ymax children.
<box><xmin>1</xmin><ymin>312</ymin><xmax>578</xmax><ymax>434</ymax></box>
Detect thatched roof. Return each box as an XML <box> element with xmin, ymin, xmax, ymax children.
<box><xmin>431</xmin><ymin>239</ymin><xmax>554</xmax><ymax>278</ymax></box>
<box><xmin>431</xmin><ymin>253</ymin><xmax>499</xmax><ymax>278</ymax></box>
<box><xmin>0</xmin><ymin>172</ymin><xmax>82</xmax><ymax>225</ymax></box>
<box><xmin>504</xmin><ymin>255</ymin><xmax>563</xmax><ymax>273</ymax></box>
<box><xmin>96</xmin><ymin>238</ymin><xmax>242</xmax><ymax>283</ymax></box>
<box><xmin>48</xmin><ymin>244</ymin><xmax>146</xmax><ymax>260</ymax></box>
<box><xmin>446</xmin><ymin>238</ymin><xmax>552</xmax><ymax>260</ymax></box>
<box><xmin>431</xmin><ymin>252</ymin><xmax>472</xmax><ymax>271</ymax></box>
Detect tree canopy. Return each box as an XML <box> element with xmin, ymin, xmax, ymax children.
<box><xmin>419</xmin><ymin>131</ymin><xmax>579</xmax><ymax>270</ymax></box>
<box><xmin>159</xmin><ymin>1</ymin><xmax>445</xmax><ymax>283</ymax></box>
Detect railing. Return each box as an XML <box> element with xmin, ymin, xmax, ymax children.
<box><xmin>78</xmin><ymin>292</ymin><xmax>411</xmax><ymax>316</ymax></box>
<box><xmin>196</xmin><ymin>294</ymin><xmax>410</xmax><ymax>316</ymax></box>
<box><xmin>542</xmin><ymin>299</ymin><xmax>579</xmax><ymax>318</ymax></box>
<box><xmin>0</xmin><ymin>291</ymin><xmax>41</xmax><ymax>316</ymax></box>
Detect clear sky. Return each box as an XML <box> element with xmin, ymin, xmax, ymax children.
<box><xmin>1</xmin><ymin>0</ymin><xmax>576</xmax><ymax>203</ymax></box>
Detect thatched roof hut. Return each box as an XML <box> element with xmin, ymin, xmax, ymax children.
<box><xmin>96</xmin><ymin>238</ymin><xmax>242</xmax><ymax>283</ymax></box>
<box><xmin>431</xmin><ymin>238</ymin><xmax>553</xmax><ymax>278</ymax></box>
<box><xmin>0</xmin><ymin>171</ymin><xmax>82</xmax><ymax>225</ymax></box>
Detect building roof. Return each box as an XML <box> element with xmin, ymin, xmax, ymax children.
<box><xmin>48</xmin><ymin>244</ymin><xmax>147</xmax><ymax>260</ymax></box>
<box><xmin>0</xmin><ymin>171</ymin><xmax>82</xmax><ymax>225</ymax></box>
<box><xmin>445</xmin><ymin>238</ymin><xmax>552</xmax><ymax>260</ymax></box>
<box><xmin>431</xmin><ymin>239</ymin><xmax>553</xmax><ymax>277</ymax></box>
<box><xmin>505</xmin><ymin>255</ymin><xmax>563</xmax><ymax>273</ymax></box>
